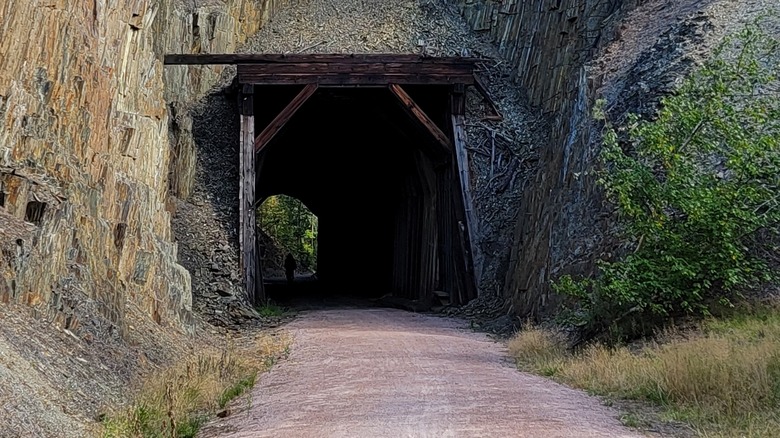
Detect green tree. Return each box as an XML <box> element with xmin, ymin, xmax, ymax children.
<box><xmin>258</xmin><ymin>195</ymin><xmax>318</xmax><ymax>271</ymax></box>
<box><xmin>557</xmin><ymin>22</ymin><xmax>780</xmax><ymax>341</ymax></box>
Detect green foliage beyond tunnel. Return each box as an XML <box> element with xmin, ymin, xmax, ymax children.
<box><xmin>556</xmin><ymin>22</ymin><xmax>780</xmax><ymax>341</ymax></box>
<box><xmin>258</xmin><ymin>195</ymin><xmax>318</xmax><ymax>272</ymax></box>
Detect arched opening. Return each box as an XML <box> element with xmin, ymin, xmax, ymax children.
<box><xmin>257</xmin><ymin>194</ymin><xmax>318</xmax><ymax>280</ymax></box>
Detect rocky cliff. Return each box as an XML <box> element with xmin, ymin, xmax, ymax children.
<box><xmin>449</xmin><ymin>0</ymin><xmax>642</xmax><ymax>316</ymax></box>
<box><xmin>453</xmin><ymin>0</ymin><xmax>774</xmax><ymax>318</ymax></box>
<box><xmin>0</xmin><ymin>0</ymin><xmax>290</xmax><ymax>333</ymax></box>
<box><xmin>0</xmin><ymin>1</ymin><xmax>299</xmax><ymax>436</ymax></box>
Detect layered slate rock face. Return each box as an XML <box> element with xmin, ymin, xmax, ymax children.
<box><xmin>0</xmin><ymin>0</ymin><xmax>287</xmax><ymax>332</ymax></box>
<box><xmin>452</xmin><ymin>0</ymin><xmax>643</xmax><ymax>316</ymax></box>
<box><xmin>452</xmin><ymin>0</ymin><xmax>752</xmax><ymax>317</ymax></box>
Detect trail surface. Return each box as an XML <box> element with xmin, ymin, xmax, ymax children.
<box><xmin>200</xmin><ymin>308</ymin><xmax>641</xmax><ymax>438</ymax></box>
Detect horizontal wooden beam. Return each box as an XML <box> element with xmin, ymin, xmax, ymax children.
<box><xmin>238</xmin><ymin>62</ymin><xmax>476</xmax><ymax>75</ymax></box>
<box><xmin>166</xmin><ymin>54</ymin><xmax>478</xmax><ymax>86</ymax></box>
<box><xmin>254</xmin><ymin>84</ymin><xmax>318</xmax><ymax>154</ymax></box>
<box><xmin>164</xmin><ymin>53</ymin><xmax>482</xmax><ymax>65</ymax></box>
<box><xmin>237</xmin><ymin>60</ymin><xmax>476</xmax><ymax>85</ymax></box>
<box><xmin>388</xmin><ymin>84</ymin><xmax>452</xmax><ymax>152</ymax></box>
<box><xmin>238</xmin><ymin>73</ymin><xmax>475</xmax><ymax>86</ymax></box>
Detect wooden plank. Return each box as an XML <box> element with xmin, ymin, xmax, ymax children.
<box><xmin>415</xmin><ymin>149</ymin><xmax>438</xmax><ymax>306</ymax></box>
<box><xmin>449</xmin><ymin>163</ymin><xmax>478</xmax><ymax>305</ymax></box>
<box><xmin>452</xmin><ymin>115</ymin><xmax>480</xmax><ymax>296</ymax></box>
<box><xmin>254</xmin><ymin>84</ymin><xmax>318</xmax><ymax>153</ymax></box>
<box><xmin>451</xmin><ymin>83</ymin><xmax>467</xmax><ymax>115</ymax></box>
<box><xmin>169</xmin><ymin>54</ymin><xmax>478</xmax><ymax>86</ymax></box>
<box><xmin>241</xmin><ymin>83</ymin><xmax>254</xmax><ymax>116</ymax></box>
<box><xmin>239</xmin><ymin>62</ymin><xmax>476</xmax><ymax>75</ymax></box>
<box><xmin>392</xmin><ymin>149</ymin><xmax>438</xmax><ymax>304</ymax></box>
<box><xmin>435</xmin><ymin>165</ymin><xmax>459</xmax><ymax>305</ymax></box>
<box><xmin>238</xmin><ymin>72</ymin><xmax>475</xmax><ymax>86</ymax></box>
<box><xmin>388</xmin><ymin>84</ymin><xmax>452</xmax><ymax>152</ymax></box>
<box><xmin>164</xmin><ymin>53</ymin><xmax>483</xmax><ymax>65</ymax></box>
<box><xmin>450</xmin><ymin>85</ymin><xmax>480</xmax><ymax>301</ymax></box>
<box><xmin>473</xmin><ymin>74</ymin><xmax>504</xmax><ymax>121</ymax></box>
<box><xmin>239</xmin><ymin>85</ymin><xmax>262</xmax><ymax>305</ymax></box>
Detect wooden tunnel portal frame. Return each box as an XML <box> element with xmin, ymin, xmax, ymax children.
<box><xmin>164</xmin><ymin>54</ymin><xmax>482</xmax><ymax>306</ymax></box>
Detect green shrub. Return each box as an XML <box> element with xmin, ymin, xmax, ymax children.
<box><xmin>558</xmin><ymin>21</ymin><xmax>780</xmax><ymax>341</ymax></box>
<box><xmin>256</xmin><ymin>302</ymin><xmax>288</xmax><ymax>317</ymax></box>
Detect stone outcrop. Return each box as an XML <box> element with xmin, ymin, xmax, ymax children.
<box><xmin>0</xmin><ymin>0</ymin><xmax>290</xmax><ymax>333</ymax></box>
<box><xmin>452</xmin><ymin>0</ymin><xmax>765</xmax><ymax>318</ymax></box>
<box><xmin>449</xmin><ymin>0</ymin><xmax>645</xmax><ymax>316</ymax></box>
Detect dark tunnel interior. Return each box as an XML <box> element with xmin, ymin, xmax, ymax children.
<box><xmin>254</xmin><ymin>85</ymin><xmax>451</xmax><ymax>301</ymax></box>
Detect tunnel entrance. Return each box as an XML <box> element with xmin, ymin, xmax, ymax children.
<box><xmin>165</xmin><ymin>54</ymin><xmax>480</xmax><ymax>310</ymax></box>
<box><xmin>257</xmin><ymin>86</ymin><xmax>451</xmax><ymax>301</ymax></box>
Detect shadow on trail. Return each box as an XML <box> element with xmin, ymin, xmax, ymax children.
<box><xmin>264</xmin><ymin>275</ymin><xmax>433</xmax><ymax>313</ymax></box>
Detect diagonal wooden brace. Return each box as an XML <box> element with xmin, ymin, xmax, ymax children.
<box><xmin>254</xmin><ymin>83</ymin><xmax>319</xmax><ymax>154</ymax></box>
<box><xmin>388</xmin><ymin>83</ymin><xmax>452</xmax><ymax>153</ymax></box>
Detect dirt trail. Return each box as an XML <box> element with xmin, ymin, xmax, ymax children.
<box><xmin>200</xmin><ymin>309</ymin><xmax>642</xmax><ymax>438</ymax></box>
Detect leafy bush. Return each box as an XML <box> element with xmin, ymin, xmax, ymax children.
<box><xmin>256</xmin><ymin>301</ymin><xmax>288</xmax><ymax>317</ymax></box>
<box><xmin>557</xmin><ymin>22</ymin><xmax>780</xmax><ymax>340</ymax></box>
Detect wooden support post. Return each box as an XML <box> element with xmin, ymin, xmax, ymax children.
<box><xmin>450</xmin><ymin>84</ymin><xmax>480</xmax><ymax>300</ymax></box>
<box><xmin>240</xmin><ymin>84</ymin><xmax>263</xmax><ymax>305</ymax></box>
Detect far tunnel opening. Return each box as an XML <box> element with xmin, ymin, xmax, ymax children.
<box><xmin>255</xmin><ymin>85</ymin><xmax>453</xmax><ymax>304</ymax></box>
<box><xmin>257</xmin><ymin>194</ymin><xmax>319</xmax><ymax>279</ymax></box>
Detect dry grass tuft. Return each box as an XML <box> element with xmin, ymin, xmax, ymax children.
<box><xmin>507</xmin><ymin>326</ymin><xmax>567</xmax><ymax>376</ymax></box>
<box><xmin>102</xmin><ymin>333</ymin><xmax>291</xmax><ymax>438</ymax></box>
<box><xmin>509</xmin><ymin>309</ymin><xmax>780</xmax><ymax>437</ymax></box>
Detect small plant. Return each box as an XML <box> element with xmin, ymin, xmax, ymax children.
<box><xmin>218</xmin><ymin>374</ymin><xmax>257</xmax><ymax>409</ymax></box>
<box><xmin>619</xmin><ymin>413</ymin><xmax>643</xmax><ymax>428</ymax></box>
<box><xmin>557</xmin><ymin>21</ymin><xmax>780</xmax><ymax>341</ymax></box>
<box><xmin>256</xmin><ymin>302</ymin><xmax>288</xmax><ymax>317</ymax></box>
<box><xmin>507</xmin><ymin>325</ymin><xmax>567</xmax><ymax>373</ymax></box>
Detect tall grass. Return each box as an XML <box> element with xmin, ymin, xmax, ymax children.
<box><xmin>509</xmin><ymin>310</ymin><xmax>780</xmax><ymax>437</ymax></box>
<box><xmin>102</xmin><ymin>334</ymin><xmax>290</xmax><ymax>438</ymax></box>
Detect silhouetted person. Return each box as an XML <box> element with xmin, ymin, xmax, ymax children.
<box><xmin>284</xmin><ymin>253</ymin><xmax>297</xmax><ymax>285</ymax></box>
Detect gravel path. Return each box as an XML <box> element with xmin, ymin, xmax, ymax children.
<box><xmin>199</xmin><ymin>308</ymin><xmax>642</xmax><ymax>438</ymax></box>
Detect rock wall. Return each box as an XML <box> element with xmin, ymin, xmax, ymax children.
<box><xmin>452</xmin><ymin>0</ymin><xmax>645</xmax><ymax>316</ymax></box>
<box><xmin>0</xmin><ymin>0</ymin><xmax>288</xmax><ymax>333</ymax></box>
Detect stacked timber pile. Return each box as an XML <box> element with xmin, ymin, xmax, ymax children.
<box><xmin>240</xmin><ymin>0</ymin><xmax>548</xmax><ymax>300</ymax></box>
